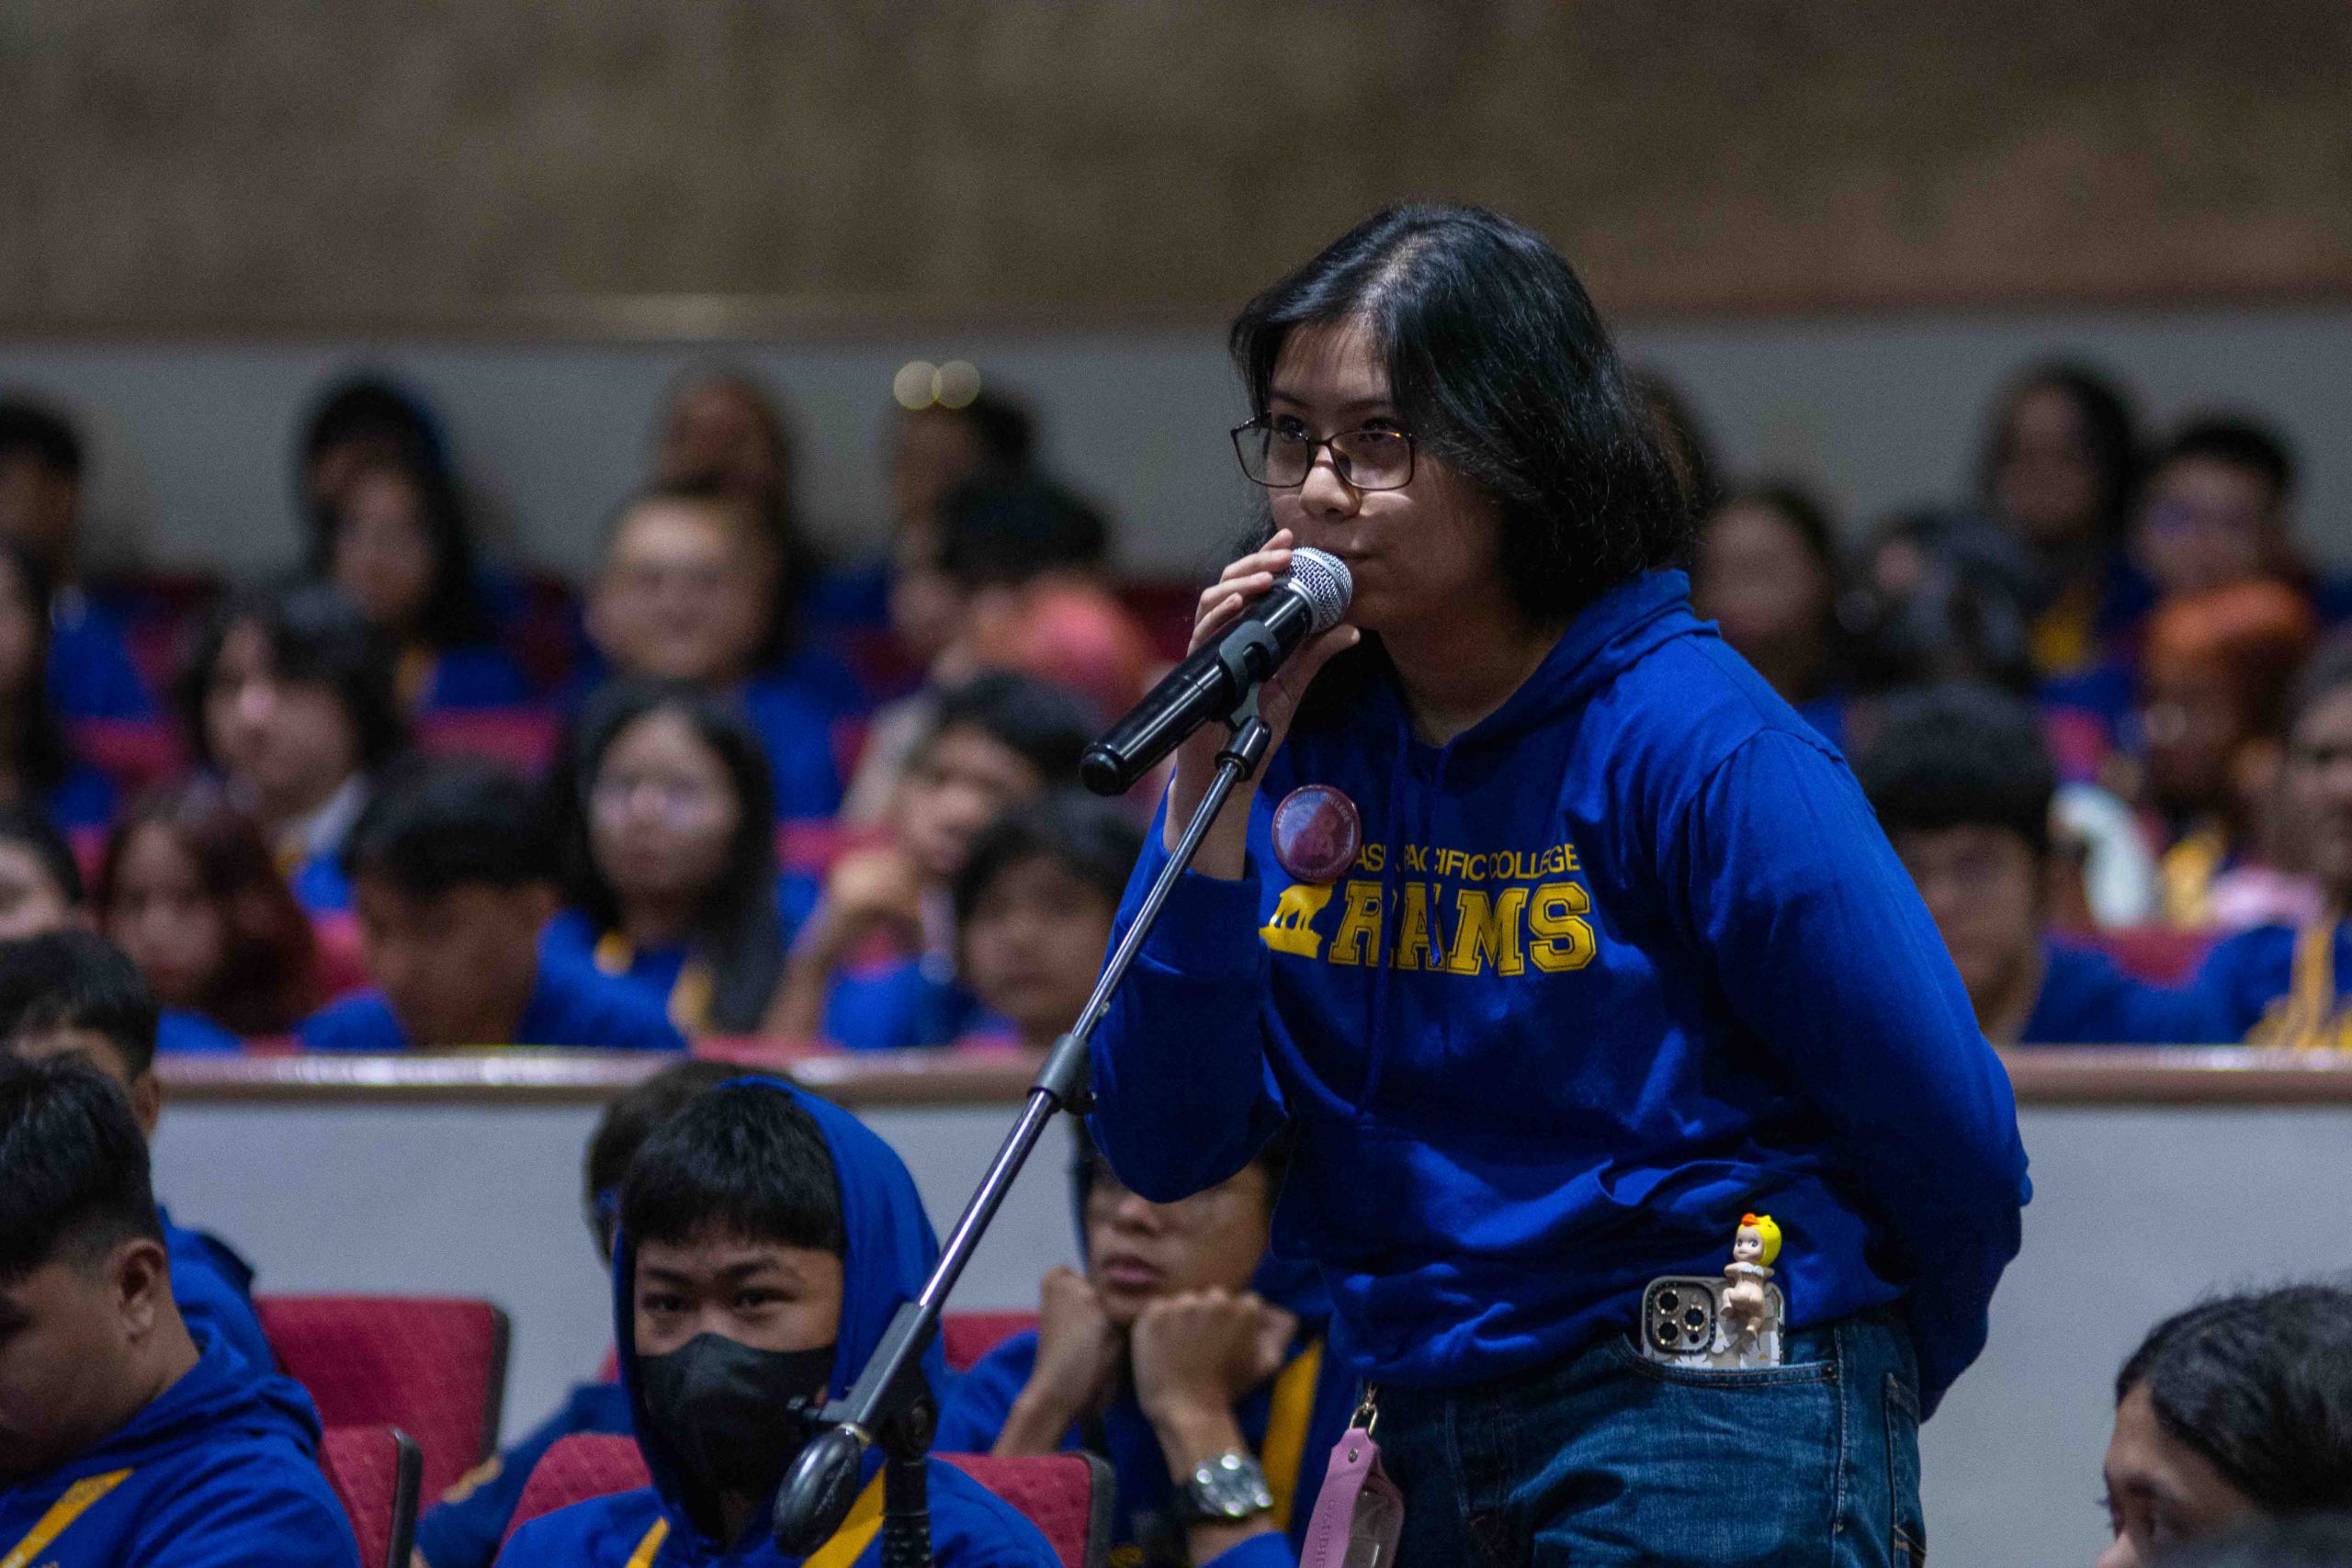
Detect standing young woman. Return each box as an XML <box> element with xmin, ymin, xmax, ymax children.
<box><xmin>1088</xmin><ymin>206</ymin><xmax>2030</xmax><ymax>1566</ymax></box>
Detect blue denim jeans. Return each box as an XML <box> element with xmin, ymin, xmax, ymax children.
<box><xmin>1374</xmin><ymin>1307</ymin><xmax>1926</xmax><ymax>1566</ymax></box>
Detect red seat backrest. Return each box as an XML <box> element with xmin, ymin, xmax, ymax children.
<box><xmin>943</xmin><ymin>1311</ymin><xmax>1040</xmax><ymax>1374</ymax></box>
<box><xmin>2087</xmin><ymin>925</ymin><xmax>2220</xmax><ymax>985</ymax></box>
<box><xmin>310</xmin><ymin>912</ymin><xmax>374</xmax><ymax>1002</ymax></box>
<box><xmin>319</xmin><ymin>1425</ymin><xmax>423</xmax><ymax>1568</ymax></box>
<box><xmin>67</xmin><ymin>718</ymin><xmax>185</xmax><ymax>792</ymax></box>
<box><xmin>504</xmin><ymin>1436</ymin><xmax>1114</xmax><ymax>1566</ymax></box>
<box><xmin>416</xmin><ymin>708</ymin><xmax>561</xmax><ymax>773</ymax></box>
<box><xmin>504</xmin><ymin>1434</ymin><xmax>649</xmax><ymax>1544</ymax></box>
<box><xmin>258</xmin><ymin>1295</ymin><xmax>510</xmax><ymax>1501</ymax></box>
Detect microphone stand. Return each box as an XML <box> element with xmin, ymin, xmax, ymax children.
<box><xmin>775</xmin><ymin>695</ymin><xmax>1277</xmax><ymax>1562</ymax></box>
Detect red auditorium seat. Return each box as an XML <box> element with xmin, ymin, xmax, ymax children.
<box><xmin>319</xmin><ymin>1425</ymin><xmax>423</xmax><ymax>1568</ymax></box>
<box><xmin>506</xmin><ymin>1434</ymin><xmax>1114</xmax><ymax>1566</ymax></box>
<box><xmin>2085</xmin><ymin>925</ymin><xmax>2220</xmax><ymax>986</ymax></box>
<box><xmin>67</xmin><ymin>717</ymin><xmax>184</xmax><ymax>792</ymax></box>
<box><xmin>257</xmin><ymin>1295</ymin><xmax>509</xmax><ymax>1500</ymax></box>
<box><xmin>417</xmin><ymin>708</ymin><xmax>561</xmax><ymax>773</ymax></box>
<box><xmin>943</xmin><ymin>1310</ymin><xmax>1039</xmax><ymax>1373</ymax></box>
<box><xmin>776</xmin><ymin>818</ymin><xmax>891</xmax><ymax>877</ymax></box>
<box><xmin>311</xmin><ymin>911</ymin><xmax>375</xmax><ymax>1001</ymax></box>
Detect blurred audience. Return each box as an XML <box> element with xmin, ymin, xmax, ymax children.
<box><xmin>1691</xmin><ymin>483</ymin><xmax>1850</xmax><ymax>744</ymax></box>
<box><xmin>547</xmin><ymin>682</ymin><xmax>805</xmax><ymax>1038</ymax></box>
<box><xmin>0</xmin><ymin>931</ymin><xmax>269</xmax><ymax>1371</ymax></box>
<box><xmin>584</xmin><ymin>479</ymin><xmax>844</xmax><ymax>818</ymax></box>
<box><xmin>1848</xmin><ymin>506</ymin><xmax>2043</xmax><ymax>700</ymax></box>
<box><xmin>2135</xmin><ymin>583</ymin><xmax>2321</xmax><ymax>931</ymax></box>
<box><xmin>1629</xmin><ymin>368</ymin><xmax>1719</xmax><ymax>521</ymax></box>
<box><xmin>0</xmin><ymin>804</ymin><xmax>90</xmax><ymax>941</ymax></box>
<box><xmin>298</xmin><ymin>759</ymin><xmax>684</xmax><ymax>1053</ymax></box>
<box><xmin>0</xmin><ymin>535</ymin><xmax>119</xmax><ymax>829</ymax></box>
<box><xmin>413</xmin><ymin>1056</ymin><xmax>740</xmax><ymax>1568</ymax></box>
<box><xmin>0</xmin><ymin>398</ymin><xmax>155</xmax><ymax>722</ymax></box>
<box><xmin>2133</xmin><ymin>420</ymin><xmax>2306</xmax><ymax>604</ymax></box>
<box><xmin>952</xmin><ymin>795</ymin><xmax>1143</xmax><ymax>1051</ymax></box>
<box><xmin>1854</xmin><ymin>684</ymin><xmax>2206</xmax><ymax>1044</ymax></box>
<box><xmin>0</xmin><ymin>1055</ymin><xmax>358</xmax><ymax>1563</ymax></box>
<box><xmin>178</xmin><ymin>581</ymin><xmax>405</xmax><ymax>914</ymax></box>
<box><xmin>295</xmin><ymin>374</ymin><xmax>452</xmax><ymax>523</ymax></box>
<box><xmin>2186</xmin><ymin>638</ymin><xmax>2352</xmax><ymax>1045</ymax></box>
<box><xmin>936</xmin><ymin>1122</ymin><xmax>1352</xmax><ymax>1567</ymax></box>
<box><xmin>312</xmin><ymin>456</ymin><xmax>529</xmax><ymax>713</ymax></box>
<box><xmin>1975</xmin><ymin>364</ymin><xmax>2150</xmax><ymax>686</ymax></box>
<box><xmin>767</xmin><ymin>672</ymin><xmax>1093</xmax><ymax>1050</ymax></box>
<box><xmin>2098</xmin><ymin>1284</ymin><xmax>2352</xmax><ymax>1567</ymax></box>
<box><xmin>97</xmin><ymin>781</ymin><xmax>322</xmax><ymax>1045</ymax></box>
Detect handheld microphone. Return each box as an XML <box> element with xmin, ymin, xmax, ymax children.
<box><xmin>1080</xmin><ymin>546</ymin><xmax>1352</xmax><ymax>795</ymax></box>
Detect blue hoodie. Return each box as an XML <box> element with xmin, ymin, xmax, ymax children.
<box><xmin>933</xmin><ymin>1140</ymin><xmax>1353</xmax><ymax>1568</ymax></box>
<box><xmin>0</xmin><ymin>1325</ymin><xmax>357</xmax><ymax>1566</ymax></box>
<box><xmin>1090</xmin><ymin>570</ymin><xmax>2030</xmax><ymax>1412</ymax></box>
<box><xmin>160</xmin><ymin>1208</ymin><xmax>273</xmax><ymax>1379</ymax></box>
<box><xmin>497</xmin><ymin>1077</ymin><xmax>1056</xmax><ymax>1567</ymax></box>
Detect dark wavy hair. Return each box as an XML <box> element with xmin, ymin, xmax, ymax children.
<box><xmin>2117</xmin><ymin>1284</ymin><xmax>2352</xmax><ymax>1517</ymax></box>
<box><xmin>1230</xmin><ymin>204</ymin><xmax>1687</xmax><ymax>627</ymax></box>
<box><xmin>98</xmin><ymin>780</ymin><xmax>321</xmax><ymax>1036</ymax></box>
<box><xmin>551</xmin><ymin>681</ymin><xmax>784</xmax><ymax>1033</ymax></box>
<box><xmin>311</xmin><ymin>453</ymin><xmax>492</xmax><ymax>650</ymax></box>
<box><xmin>0</xmin><ymin>536</ymin><xmax>74</xmax><ymax>796</ymax></box>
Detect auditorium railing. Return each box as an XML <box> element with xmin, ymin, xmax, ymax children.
<box><xmin>151</xmin><ymin>1043</ymin><xmax>2352</xmax><ymax>1108</ymax></box>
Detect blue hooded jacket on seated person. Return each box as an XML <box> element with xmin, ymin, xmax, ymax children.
<box><xmin>496</xmin><ymin>1077</ymin><xmax>1056</xmax><ymax>1567</ymax></box>
<box><xmin>416</xmin><ymin>1379</ymin><xmax>632</xmax><ymax>1568</ymax></box>
<box><xmin>1090</xmin><ymin>570</ymin><xmax>2031</xmax><ymax>1414</ymax></box>
<box><xmin>160</xmin><ymin>1207</ymin><xmax>273</xmax><ymax>1379</ymax></box>
<box><xmin>2021</xmin><ymin>938</ymin><xmax>2220</xmax><ymax>1045</ymax></box>
<box><xmin>0</xmin><ymin>1325</ymin><xmax>357</xmax><ymax>1566</ymax></box>
<box><xmin>300</xmin><ymin>947</ymin><xmax>687</xmax><ymax>1053</ymax></box>
<box><xmin>933</xmin><ymin>1140</ymin><xmax>1353</xmax><ymax>1568</ymax></box>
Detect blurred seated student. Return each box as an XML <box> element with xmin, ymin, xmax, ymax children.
<box><xmin>2135</xmin><ymin>583</ymin><xmax>2321</xmax><ymax>931</ymax></box>
<box><xmin>2098</xmin><ymin>1284</ymin><xmax>2352</xmax><ymax>1568</ymax></box>
<box><xmin>0</xmin><ymin>397</ymin><xmax>155</xmax><ymax>721</ymax></box>
<box><xmin>295</xmin><ymin>373</ymin><xmax>454</xmax><ymax>524</ymax></box>
<box><xmin>1848</xmin><ymin>507</ymin><xmax>2044</xmax><ymax>700</ymax></box>
<box><xmin>843</xmin><ymin>474</ymin><xmax>1146</xmax><ymax>823</ymax></box>
<box><xmin>312</xmin><ymin>455</ymin><xmax>529</xmax><ymax>714</ymax></box>
<box><xmin>0</xmin><ymin>804</ymin><xmax>90</xmax><ymax>942</ymax></box>
<box><xmin>765</xmin><ymin>672</ymin><xmax>1094</xmax><ymax>1051</ymax></box>
<box><xmin>1690</xmin><ymin>482</ymin><xmax>1852</xmax><ymax>747</ymax></box>
<box><xmin>495</xmin><ymin>1076</ymin><xmax>1057</xmax><ymax>1567</ymax></box>
<box><xmin>952</xmin><ymin>795</ymin><xmax>1142</xmax><ymax>1050</ymax></box>
<box><xmin>546</xmin><ymin>682</ymin><xmax>804</xmax><ymax>1038</ymax></box>
<box><xmin>0</xmin><ymin>536</ymin><xmax>116</xmax><ymax>829</ymax></box>
<box><xmin>584</xmin><ymin>480</ymin><xmax>843</xmax><ymax>818</ymax></box>
<box><xmin>1855</xmin><ymin>683</ymin><xmax>2211</xmax><ymax>1044</ymax></box>
<box><xmin>299</xmin><ymin>758</ymin><xmax>684</xmax><ymax>1053</ymax></box>
<box><xmin>2132</xmin><ymin>419</ymin><xmax>2323</xmax><ymax>608</ymax></box>
<box><xmin>0</xmin><ymin>931</ymin><xmax>270</xmax><ymax>1373</ymax></box>
<box><xmin>0</xmin><ymin>1056</ymin><xmax>358</xmax><ymax>1565</ymax></box>
<box><xmin>2187</xmin><ymin>639</ymin><xmax>2352</xmax><ymax>1046</ymax></box>
<box><xmin>1975</xmin><ymin>362</ymin><xmax>2151</xmax><ymax>687</ymax></box>
<box><xmin>178</xmin><ymin>581</ymin><xmax>405</xmax><ymax>915</ymax></box>
<box><xmin>415</xmin><ymin>1057</ymin><xmax>740</xmax><ymax>1568</ymax></box>
<box><xmin>1629</xmin><ymin>367</ymin><xmax>1720</xmax><ymax>521</ymax></box>
<box><xmin>936</xmin><ymin>1121</ymin><xmax>1351</xmax><ymax>1568</ymax></box>
<box><xmin>98</xmin><ymin>781</ymin><xmax>321</xmax><ymax>1047</ymax></box>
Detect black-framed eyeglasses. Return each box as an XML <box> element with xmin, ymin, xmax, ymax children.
<box><xmin>1231</xmin><ymin>416</ymin><xmax>1416</xmax><ymax>491</ymax></box>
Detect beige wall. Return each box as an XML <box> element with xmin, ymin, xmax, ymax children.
<box><xmin>6</xmin><ymin>1</ymin><xmax>2350</xmax><ymax>333</ymax></box>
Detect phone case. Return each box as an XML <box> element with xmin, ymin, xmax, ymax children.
<box><xmin>1639</xmin><ymin>1275</ymin><xmax>1785</xmax><ymax>1370</ymax></box>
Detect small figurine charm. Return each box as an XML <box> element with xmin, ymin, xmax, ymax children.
<box><xmin>1720</xmin><ymin>1212</ymin><xmax>1781</xmax><ymax>1349</ymax></box>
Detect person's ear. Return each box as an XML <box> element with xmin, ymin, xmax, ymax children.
<box><xmin>111</xmin><ymin>1236</ymin><xmax>174</xmax><ymax>1341</ymax></box>
<box><xmin>129</xmin><ymin>1071</ymin><xmax>162</xmax><ymax>1144</ymax></box>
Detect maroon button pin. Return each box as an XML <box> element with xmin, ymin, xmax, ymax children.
<box><xmin>1271</xmin><ymin>784</ymin><xmax>1363</xmax><ymax>885</ymax></box>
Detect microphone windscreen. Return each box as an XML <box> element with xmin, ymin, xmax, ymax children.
<box><xmin>1283</xmin><ymin>547</ymin><xmax>1354</xmax><ymax>634</ymax></box>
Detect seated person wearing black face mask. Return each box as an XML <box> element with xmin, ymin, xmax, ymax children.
<box><xmin>935</xmin><ymin>1127</ymin><xmax>1352</xmax><ymax>1568</ymax></box>
<box><xmin>495</xmin><ymin>1076</ymin><xmax>1057</xmax><ymax>1567</ymax></box>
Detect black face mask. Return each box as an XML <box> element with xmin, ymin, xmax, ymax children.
<box><xmin>639</xmin><ymin>1334</ymin><xmax>835</xmax><ymax>1505</ymax></box>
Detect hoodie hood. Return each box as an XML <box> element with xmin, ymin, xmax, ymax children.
<box><xmin>43</xmin><ymin>1325</ymin><xmax>322</xmax><ymax>1487</ymax></box>
<box><xmin>611</xmin><ymin>1074</ymin><xmax>946</xmax><ymax>1559</ymax></box>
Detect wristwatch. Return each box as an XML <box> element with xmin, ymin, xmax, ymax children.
<box><xmin>1178</xmin><ymin>1450</ymin><xmax>1274</xmax><ymax>1523</ymax></box>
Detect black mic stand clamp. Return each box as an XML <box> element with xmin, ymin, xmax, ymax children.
<box><xmin>774</xmin><ymin>693</ymin><xmax>1276</xmax><ymax>1561</ymax></box>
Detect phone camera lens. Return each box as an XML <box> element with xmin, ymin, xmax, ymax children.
<box><xmin>1657</xmin><ymin>1290</ymin><xmax>1679</xmax><ymax>1313</ymax></box>
<box><xmin>1684</xmin><ymin>1306</ymin><xmax>1707</xmax><ymax>1330</ymax></box>
<box><xmin>1654</xmin><ymin>1321</ymin><xmax>1679</xmax><ymax>1348</ymax></box>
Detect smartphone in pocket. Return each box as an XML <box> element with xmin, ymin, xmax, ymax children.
<box><xmin>1639</xmin><ymin>1276</ymin><xmax>1785</xmax><ymax>1371</ymax></box>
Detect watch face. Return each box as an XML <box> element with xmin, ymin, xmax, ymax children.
<box><xmin>1189</xmin><ymin>1451</ymin><xmax>1275</xmax><ymax>1520</ymax></box>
